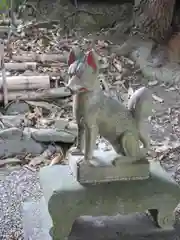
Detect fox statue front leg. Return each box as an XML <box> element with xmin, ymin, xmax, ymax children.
<box><xmin>81</xmin><ymin>125</ymin><xmax>98</xmax><ymax>166</ymax></box>
<box><xmin>71</xmin><ymin>120</ymin><xmax>85</xmax><ymax>156</ymax></box>
<box><xmin>71</xmin><ymin>94</ymin><xmax>85</xmax><ymax>156</ymax></box>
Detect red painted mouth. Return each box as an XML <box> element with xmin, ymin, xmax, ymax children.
<box><xmin>79</xmin><ymin>87</ymin><xmax>88</xmax><ymax>92</ymax></box>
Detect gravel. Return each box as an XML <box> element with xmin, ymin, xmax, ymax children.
<box><xmin>0</xmin><ymin>167</ymin><xmax>43</xmax><ymax>240</ymax></box>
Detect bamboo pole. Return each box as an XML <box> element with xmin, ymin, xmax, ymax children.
<box><xmin>0</xmin><ymin>39</ymin><xmax>8</xmax><ymax>105</ymax></box>
<box><xmin>4</xmin><ymin>62</ymin><xmax>37</xmax><ymax>71</ymax></box>
<box><xmin>0</xmin><ymin>75</ymin><xmax>50</xmax><ymax>91</ymax></box>
<box><xmin>0</xmin><ymin>87</ymin><xmax>71</xmax><ymax>102</ymax></box>
<box><xmin>12</xmin><ymin>53</ymin><xmax>68</xmax><ymax>63</ymax></box>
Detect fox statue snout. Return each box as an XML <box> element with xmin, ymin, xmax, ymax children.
<box><xmin>66</xmin><ymin>75</ymin><xmax>80</xmax><ymax>94</ymax></box>
<box><xmin>66</xmin><ymin>77</ymin><xmax>88</xmax><ymax>95</ymax></box>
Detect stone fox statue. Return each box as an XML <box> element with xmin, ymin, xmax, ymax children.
<box><xmin>66</xmin><ymin>47</ymin><xmax>152</xmax><ymax>165</ymax></box>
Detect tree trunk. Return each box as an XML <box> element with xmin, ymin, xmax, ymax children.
<box><xmin>132</xmin><ymin>0</ymin><xmax>176</xmax><ymax>44</ymax></box>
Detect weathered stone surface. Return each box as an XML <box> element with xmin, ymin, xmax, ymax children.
<box><xmin>0</xmin><ymin>127</ymin><xmax>23</xmax><ymax>139</ymax></box>
<box><xmin>53</xmin><ymin>118</ymin><xmax>69</xmax><ymax>130</ymax></box>
<box><xmin>0</xmin><ymin>126</ymin><xmax>75</xmax><ymax>158</ymax></box>
<box><xmin>31</xmin><ymin>128</ymin><xmax>76</xmax><ymax>143</ymax></box>
<box><xmin>54</xmin><ymin>119</ymin><xmax>78</xmax><ymax>136</ymax></box>
<box><xmin>39</xmin><ymin>161</ymin><xmax>180</xmax><ymax>239</ymax></box>
<box><xmin>0</xmin><ymin>128</ymin><xmax>44</xmax><ymax>158</ymax></box>
<box><xmin>0</xmin><ymin>115</ymin><xmax>26</xmax><ymax>128</ymax></box>
<box><xmin>4</xmin><ymin>100</ymin><xmax>30</xmax><ymax>115</ymax></box>
<box><xmin>0</xmin><ymin>138</ymin><xmax>44</xmax><ymax>158</ymax></box>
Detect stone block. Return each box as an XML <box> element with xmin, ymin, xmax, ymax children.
<box><xmin>68</xmin><ymin>149</ymin><xmax>149</xmax><ymax>183</ymax></box>
<box><xmin>39</xmin><ymin>160</ymin><xmax>180</xmax><ymax>240</ymax></box>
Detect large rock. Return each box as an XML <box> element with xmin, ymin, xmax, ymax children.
<box><xmin>31</xmin><ymin>128</ymin><xmax>76</xmax><ymax>143</ymax></box>
<box><xmin>0</xmin><ymin>128</ymin><xmax>44</xmax><ymax>158</ymax></box>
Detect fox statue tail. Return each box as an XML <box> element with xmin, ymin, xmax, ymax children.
<box><xmin>128</xmin><ymin>87</ymin><xmax>152</xmax><ymax>122</ymax></box>
<box><xmin>128</xmin><ymin>86</ymin><xmax>152</xmax><ymax>148</ymax></box>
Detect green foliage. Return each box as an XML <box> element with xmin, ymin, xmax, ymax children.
<box><xmin>0</xmin><ymin>0</ymin><xmax>9</xmax><ymax>12</ymax></box>
<box><xmin>0</xmin><ymin>0</ymin><xmax>25</xmax><ymax>14</ymax></box>
<box><xmin>0</xmin><ymin>0</ymin><xmax>40</xmax><ymax>15</ymax></box>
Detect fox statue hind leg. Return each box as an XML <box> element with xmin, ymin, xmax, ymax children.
<box><xmin>120</xmin><ymin>132</ymin><xmax>148</xmax><ymax>162</ymax></box>
<box><xmin>112</xmin><ymin>132</ymin><xmax>148</xmax><ymax>166</ymax></box>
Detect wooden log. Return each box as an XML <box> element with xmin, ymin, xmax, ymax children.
<box><xmin>4</xmin><ymin>62</ymin><xmax>37</xmax><ymax>71</ymax></box>
<box><xmin>0</xmin><ymin>26</ymin><xmax>9</xmax><ymax>33</ymax></box>
<box><xmin>12</xmin><ymin>53</ymin><xmax>68</xmax><ymax>63</ymax></box>
<box><xmin>0</xmin><ymin>75</ymin><xmax>50</xmax><ymax>91</ymax></box>
<box><xmin>0</xmin><ymin>19</ymin><xmax>22</xmax><ymax>26</ymax></box>
<box><xmin>0</xmin><ymin>87</ymin><xmax>71</xmax><ymax>102</ymax></box>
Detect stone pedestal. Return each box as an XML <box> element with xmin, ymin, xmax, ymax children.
<box><xmin>39</xmin><ymin>160</ymin><xmax>180</xmax><ymax>240</ymax></box>
<box><xmin>68</xmin><ymin>149</ymin><xmax>149</xmax><ymax>183</ymax></box>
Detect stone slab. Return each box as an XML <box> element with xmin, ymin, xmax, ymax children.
<box><xmin>68</xmin><ymin>213</ymin><xmax>179</xmax><ymax>240</ymax></box>
<box><xmin>39</xmin><ymin>162</ymin><xmax>180</xmax><ymax>240</ymax></box>
<box><xmin>31</xmin><ymin>128</ymin><xmax>75</xmax><ymax>143</ymax></box>
<box><xmin>22</xmin><ymin>196</ymin><xmax>52</xmax><ymax>240</ymax></box>
<box><xmin>68</xmin><ymin>148</ymin><xmax>149</xmax><ymax>183</ymax></box>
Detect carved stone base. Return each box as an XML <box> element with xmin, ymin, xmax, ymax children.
<box><xmin>68</xmin><ymin>148</ymin><xmax>149</xmax><ymax>184</ymax></box>
<box><xmin>39</xmin><ymin>162</ymin><xmax>180</xmax><ymax>239</ymax></box>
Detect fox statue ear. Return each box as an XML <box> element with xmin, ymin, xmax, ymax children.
<box><xmin>68</xmin><ymin>49</ymin><xmax>76</xmax><ymax>66</ymax></box>
<box><xmin>86</xmin><ymin>49</ymin><xmax>97</xmax><ymax>71</ymax></box>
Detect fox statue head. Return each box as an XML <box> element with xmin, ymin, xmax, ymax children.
<box><xmin>66</xmin><ymin>47</ymin><xmax>100</xmax><ymax>94</ymax></box>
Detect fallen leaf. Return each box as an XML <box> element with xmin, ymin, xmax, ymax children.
<box><xmin>122</xmin><ymin>56</ymin><xmax>134</xmax><ymax>65</ymax></box>
<box><xmin>29</xmin><ymin>156</ymin><xmax>44</xmax><ymax>166</ymax></box>
<box><xmin>50</xmin><ymin>153</ymin><xmax>64</xmax><ymax>166</ymax></box>
<box><xmin>152</xmin><ymin>94</ymin><xmax>164</xmax><ymax>103</ymax></box>
<box><xmin>112</xmin><ymin>58</ymin><xmax>122</xmax><ymax>73</ymax></box>
<box><xmin>127</xmin><ymin>87</ymin><xmax>134</xmax><ymax>99</ymax></box>
<box><xmin>165</xmin><ymin>87</ymin><xmax>176</xmax><ymax>91</ymax></box>
<box><xmin>148</xmin><ymin>80</ymin><xmax>158</xmax><ymax>86</ymax></box>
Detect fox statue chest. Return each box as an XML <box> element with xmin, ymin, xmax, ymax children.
<box><xmin>73</xmin><ymin>91</ymin><xmax>101</xmax><ymax>122</ymax></box>
<box><xmin>73</xmin><ymin>92</ymin><xmax>91</xmax><ymax>120</ymax></box>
